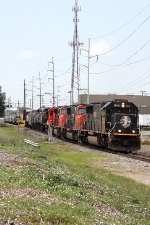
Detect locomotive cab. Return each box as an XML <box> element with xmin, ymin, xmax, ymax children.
<box><xmin>59</xmin><ymin>107</ymin><xmax>68</xmax><ymax>127</ymax></box>
<box><xmin>53</xmin><ymin>106</ymin><xmax>68</xmax><ymax>137</ymax></box>
<box><xmin>74</xmin><ymin>105</ymin><xmax>86</xmax><ymax>130</ymax></box>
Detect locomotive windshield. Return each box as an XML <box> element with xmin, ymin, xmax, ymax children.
<box><xmin>107</xmin><ymin>107</ymin><xmax>137</xmax><ymax>115</ymax></box>
<box><xmin>78</xmin><ymin>108</ymin><xmax>86</xmax><ymax>115</ymax></box>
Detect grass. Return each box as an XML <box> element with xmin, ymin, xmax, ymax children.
<box><xmin>0</xmin><ymin>125</ymin><xmax>150</xmax><ymax>224</ymax></box>
<box><xmin>142</xmin><ymin>140</ymin><xmax>150</xmax><ymax>145</ymax></box>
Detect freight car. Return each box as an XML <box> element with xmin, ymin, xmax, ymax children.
<box><xmin>4</xmin><ymin>113</ymin><xmax>23</xmax><ymax>125</ymax></box>
<box><xmin>26</xmin><ymin>108</ymin><xmax>49</xmax><ymax>132</ymax></box>
<box><xmin>49</xmin><ymin>99</ymin><xmax>141</xmax><ymax>152</ymax></box>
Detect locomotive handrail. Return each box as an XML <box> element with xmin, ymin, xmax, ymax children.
<box><xmin>109</xmin><ymin>122</ymin><xmax>123</xmax><ymax>133</ymax></box>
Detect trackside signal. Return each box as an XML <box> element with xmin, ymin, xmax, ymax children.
<box><xmin>18</xmin><ymin>120</ymin><xmax>25</xmax><ymax>127</ymax></box>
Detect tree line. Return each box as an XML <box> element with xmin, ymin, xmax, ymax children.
<box><xmin>0</xmin><ymin>86</ymin><xmax>6</xmax><ymax>117</ymax></box>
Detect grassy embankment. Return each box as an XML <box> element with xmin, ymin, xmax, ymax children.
<box><xmin>0</xmin><ymin>124</ymin><xmax>150</xmax><ymax>225</ymax></box>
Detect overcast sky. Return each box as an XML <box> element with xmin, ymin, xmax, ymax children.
<box><xmin>1</xmin><ymin>0</ymin><xmax>150</xmax><ymax>108</ymax></box>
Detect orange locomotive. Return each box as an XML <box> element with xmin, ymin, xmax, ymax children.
<box><xmin>48</xmin><ymin>104</ymin><xmax>87</xmax><ymax>141</ymax></box>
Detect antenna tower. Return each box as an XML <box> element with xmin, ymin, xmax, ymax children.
<box><xmin>69</xmin><ymin>0</ymin><xmax>83</xmax><ymax>105</ymax></box>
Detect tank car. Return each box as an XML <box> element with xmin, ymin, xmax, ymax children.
<box><xmin>26</xmin><ymin>110</ymin><xmax>37</xmax><ymax>129</ymax></box>
<box><xmin>4</xmin><ymin>115</ymin><xmax>10</xmax><ymax>123</ymax></box>
<box><xmin>14</xmin><ymin>113</ymin><xmax>23</xmax><ymax>125</ymax></box>
<box><xmin>38</xmin><ymin>108</ymin><xmax>49</xmax><ymax>132</ymax></box>
<box><xmin>34</xmin><ymin>110</ymin><xmax>41</xmax><ymax>130</ymax></box>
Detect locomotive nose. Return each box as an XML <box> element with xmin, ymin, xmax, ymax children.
<box><xmin>111</xmin><ymin>113</ymin><xmax>134</xmax><ymax>134</ymax></box>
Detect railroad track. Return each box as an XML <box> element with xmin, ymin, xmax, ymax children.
<box><xmin>124</xmin><ymin>152</ymin><xmax>150</xmax><ymax>164</ymax></box>
<box><xmin>91</xmin><ymin>147</ymin><xmax>150</xmax><ymax>164</ymax></box>
<box><xmin>57</xmin><ymin>136</ymin><xmax>150</xmax><ymax>164</ymax></box>
<box><xmin>17</xmin><ymin>125</ymin><xmax>150</xmax><ymax>164</ymax></box>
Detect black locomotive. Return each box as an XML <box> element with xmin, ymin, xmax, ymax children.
<box><xmin>81</xmin><ymin>99</ymin><xmax>141</xmax><ymax>152</ymax></box>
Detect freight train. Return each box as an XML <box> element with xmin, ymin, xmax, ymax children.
<box><xmin>4</xmin><ymin>112</ymin><xmax>23</xmax><ymax>125</ymax></box>
<box><xmin>5</xmin><ymin>99</ymin><xmax>141</xmax><ymax>152</ymax></box>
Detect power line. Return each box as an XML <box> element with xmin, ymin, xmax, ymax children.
<box><xmin>90</xmin><ymin>15</ymin><xmax>150</xmax><ymax>59</ymax></box>
<box><xmin>115</xmin><ymin>69</ymin><xmax>150</xmax><ymax>92</ymax></box>
<box><xmin>120</xmin><ymin>74</ymin><xmax>150</xmax><ymax>92</ymax></box>
<box><xmin>91</xmin><ymin>3</ymin><xmax>150</xmax><ymax>40</ymax></box>
<box><xmin>125</xmin><ymin>80</ymin><xmax>150</xmax><ymax>92</ymax></box>
<box><xmin>54</xmin><ymin>65</ymin><xmax>72</xmax><ymax>77</ymax></box>
<box><xmin>90</xmin><ymin>39</ymin><xmax>150</xmax><ymax>75</ymax></box>
<box><xmin>96</xmin><ymin>55</ymin><xmax>150</xmax><ymax>67</ymax></box>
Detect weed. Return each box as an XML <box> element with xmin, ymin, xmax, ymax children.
<box><xmin>142</xmin><ymin>140</ymin><xmax>150</xmax><ymax>145</ymax></box>
<box><xmin>0</xmin><ymin>126</ymin><xmax>150</xmax><ymax>224</ymax></box>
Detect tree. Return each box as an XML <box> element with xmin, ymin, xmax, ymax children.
<box><xmin>0</xmin><ymin>86</ymin><xmax>6</xmax><ymax>117</ymax></box>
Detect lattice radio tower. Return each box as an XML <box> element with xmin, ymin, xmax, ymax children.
<box><xmin>69</xmin><ymin>0</ymin><xmax>83</xmax><ymax>105</ymax></box>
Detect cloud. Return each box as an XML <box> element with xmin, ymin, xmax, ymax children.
<box><xmin>19</xmin><ymin>51</ymin><xmax>37</xmax><ymax>59</ymax></box>
<box><xmin>90</xmin><ymin>40</ymin><xmax>110</xmax><ymax>56</ymax></box>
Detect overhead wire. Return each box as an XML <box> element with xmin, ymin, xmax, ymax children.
<box><xmin>115</xmin><ymin>69</ymin><xmax>150</xmax><ymax>92</ymax></box>
<box><xmin>90</xmin><ymin>39</ymin><xmax>150</xmax><ymax>75</ymax></box>
<box><xmin>54</xmin><ymin>65</ymin><xmax>72</xmax><ymax>77</ymax></box>
<box><xmin>121</xmin><ymin>74</ymin><xmax>150</xmax><ymax>92</ymax></box>
<box><xmin>90</xmin><ymin>15</ymin><xmax>150</xmax><ymax>59</ymax></box>
<box><xmin>96</xmin><ymin>55</ymin><xmax>150</xmax><ymax>67</ymax></box>
<box><xmin>125</xmin><ymin>80</ymin><xmax>150</xmax><ymax>92</ymax></box>
<box><xmin>91</xmin><ymin>3</ymin><xmax>150</xmax><ymax>40</ymax></box>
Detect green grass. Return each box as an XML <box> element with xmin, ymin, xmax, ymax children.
<box><xmin>0</xmin><ymin>125</ymin><xmax>150</xmax><ymax>224</ymax></box>
<box><xmin>142</xmin><ymin>140</ymin><xmax>150</xmax><ymax>145</ymax></box>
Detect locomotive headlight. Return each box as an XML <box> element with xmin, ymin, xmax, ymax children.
<box><xmin>118</xmin><ymin>129</ymin><xmax>121</xmax><ymax>133</ymax></box>
<box><xmin>132</xmin><ymin>130</ymin><xmax>136</xmax><ymax>133</ymax></box>
<box><xmin>121</xmin><ymin>102</ymin><xmax>125</xmax><ymax>108</ymax></box>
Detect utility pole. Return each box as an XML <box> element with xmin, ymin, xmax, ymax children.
<box><xmin>52</xmin><ymin>57</ymin><xmax>55</xmax><ymax>106</ymax></box>
<box><xmin>39</xmin><ymin>72</ymin><xmax>42</xmax><ymax>109</ymax></box>
<box><xmin>17</xmin><ymin>100</ymin><xmax>20</xmax><ymax>115</ymax></box>
<box><xmin>69</xmin><ymin>0</ymin><xmax>83</xmax><ymax>105</ymax></box>
<box><xmin>23</xmin><ymin>79</ymin><xmax>27</xmax><ymax>120</ymax></box>
<box><xmin>87</xmin><ymin>38</ymin><xmax>90</xmax><ymax>104</ymax></box>
<box><xmin>37</xmin><ymin>72</ymin><xmax>44</xmax><ymax>109</ymax></box>
<box><xmin>78</xmin><ymin>65</ymin><xmax>80</xmax><ymax>98</ymax></box>
<box><xmin>48</xmin><ymin>57</ymin><xmax>55</xmax><ymax>106</ymax></box>
<box><xmin>68</xmin><ymin>91</ymin><xmax>71</xmax><ymax>105</ymax></box>
<box><xmin>32</xmin><ymin>76</ymin><xmax>34</xmax><ymax>110</ymax></box>
<box><xmin>24</xmin><ymin>79</ymin><xmax>26</xmax><ymax>110</ymax></box>
<box><xmin>80</xmin><ymin>37</ymin><xmax>90</xmax><ymax>104</ymax></box>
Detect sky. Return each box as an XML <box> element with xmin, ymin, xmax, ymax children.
<box><xmin>1</xmin><ymin>0</ymin><xmax>150</xmax><ymax>109</ymax></box>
